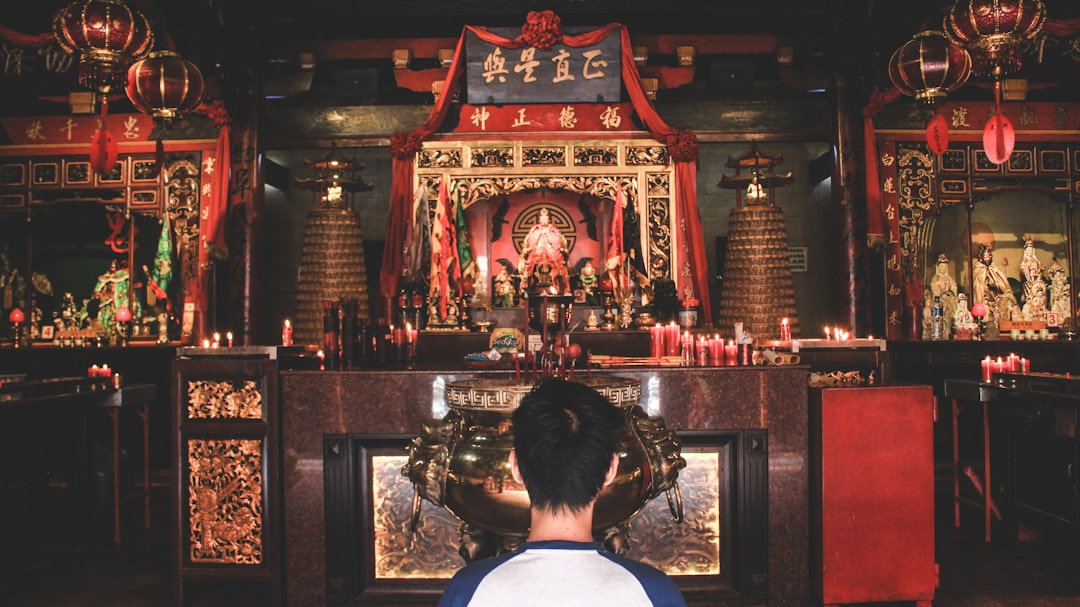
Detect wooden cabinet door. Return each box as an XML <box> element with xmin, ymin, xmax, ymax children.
<box><xmin>810</xmin><ymin>384</ymin><xmax>936</xmax><ymax>605</ymax></box>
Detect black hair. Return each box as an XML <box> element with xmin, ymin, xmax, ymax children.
<box><xmin>511</xmin><ymin>378</ymin><xmax>625</xmax><ymax>513</ymax></box>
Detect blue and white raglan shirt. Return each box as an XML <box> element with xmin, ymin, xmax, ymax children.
<box><xmin>437</xmin><ymin>540</ymin><xmax>688</xmax><ymax>607</ymax></box>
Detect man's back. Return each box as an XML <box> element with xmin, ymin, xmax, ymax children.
<box><xmin>437</xmin><ymin>540</ymin><xmax>687</xmax><ymax>607</ymax></box>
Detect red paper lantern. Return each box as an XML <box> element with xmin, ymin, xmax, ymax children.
<box><xmin>52</xmin><ymin>0</ymin><xmax>153</xmax><ymax>92</ymax></box>
<box><xmin>945</xmin><ymin>0</ymin><xmax>1046</xmax><ymax>77</ymax></box>
<box><xmin>888</xmin><ymin>31</ymin><xmax>972</xmax><ymax>103</ymax></box>
<box><xmin>126</xmin><ymin>51</ymin><xmax>205</xmax><ymax>122</ymax></box>
<box><xmin>970</xmin><ymin>300</ymin><xmax>988</xmax><ymax>318</ymax></box>
<box><xmin>89</xmin><ymin>125</ymin><xmax>118</xmax><ymax>176</ymax></box>
<box><xmin>983</xmin><ymin>112</ymin><xmax>1016</xmax><ymax>164</ymax></box>
<box><xmin>926</xmin><ymin>113</ymin><xmax>951</xmax><ymax>155</ymax></box>
<box><xmin>8</xmin><ymin>308</ymin><xmax>24</xmax><ymax>324</ymax></box>
<box><xmin>115</xmin><ymin>306</ymin><xmax>132</xmax><ymax>323</ymax></box>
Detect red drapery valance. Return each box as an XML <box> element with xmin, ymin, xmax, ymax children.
<box><xmin>379</xmin><ymin>21</ymin><xmax>711</xmax><ymax>323</ymax></box>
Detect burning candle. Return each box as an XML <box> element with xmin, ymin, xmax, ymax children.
<box><xmin>89</xmin><ymin>364</ymin><xmax>100</xmax><ymax>377</ymax></box>
<box><xmin>696</xmin><ymin>336</ymin><xmax>708</xmax><ymax>366</ymax></box>
<box><xmin>664</xmin><ymin>321</ymin><xmax>680</xmax><ymax>357</ymax></box>
<box><xmin>650</xmin><ymin>324</ymin><xmax>664</xmax><ymax>359</ymax></box>
<box><xmin>824</xmin><ymin>326</ymin><xmax>831</xmax><ymax>340</ymax></box>
<box><xmin>708</xmin><ymin>335</ymin><xmax>722</xmax><ymax>365</ymax></box>
<box><xmin>317</xmin><ymin>349</ymin><xmax>325</xmax><ymax>370</ymax></box>
<box><xmin>780</xmin><ymin>318</ymin><xmax>791</xmax><ymax>341</ymax></box>
<box><xmin>980</xmin><ymin>356</ymin><xmax>993</xmax><ymax>382</ymax></box>
<box><xmin>282</xmin><ymin>319</ymin><xmax>293</xmax><ymax>347</ymax></box>
<box><xmin>1006</xmin><ymin>352</ymin><xmax>1019</xmax><ymax>372</ymax></box>
<box><xmin>680</xmin><ymin>331</ymin><xmax>694</xmax><ymax>366</ymax></box>
<box><xmin>202</xmin><ymin>338</ymin><xmax>211</xmax><ymax>348</ymax></box>
<box><xmin>100</xmin><ymin>363</ymin><xmax>111</xmax><ymax>377</ymax></box>
<box><xmin>406</xmin><ymin>322</ymin><xmax>418</xmax><ymax>344</ymax></box>
<box><xmin>725</xmin><ymin>340</ymin><xmax>738</xmax><ymax>366</ymax></box>
<box><xmin>212</xmin><ymin>332</ymin><xmax>221</xmax><ymax>348</ymax></box>
<box><xmin>1019</xmin><ymin>357</ymin><xmax>1031</xmax><ymax>373</ymax></box>
<box><xmin>226</xmin><ymin>331</ymin><xmax>234</xmax><ymax>348</ymax></box>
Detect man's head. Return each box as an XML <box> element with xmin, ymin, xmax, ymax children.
<box><xmin>510</xmin><ymin>379</ymin><xmax>624</xmax><ymax>513</ymax></box>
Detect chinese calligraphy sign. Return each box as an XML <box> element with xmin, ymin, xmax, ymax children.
<box><xmin>465</xmin><ymin>28</ymin><xmax>621</xmax><ymax>105</ymax></box>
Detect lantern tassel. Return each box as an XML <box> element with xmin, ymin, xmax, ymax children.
<box><xmin>89</xmin><ymin>93</ymin><xmax>118</xmax><ymax>177</ymax></box>
<box><xmin>993</xmin><ymin>82</ymin><xmax>1006</xmax><ymax>162</ymax></box>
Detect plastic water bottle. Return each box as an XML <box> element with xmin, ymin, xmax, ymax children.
<box><xmin>930</xmin><ymin>296</ymin><xmax>945</xmax><ymax>341</ymax></box>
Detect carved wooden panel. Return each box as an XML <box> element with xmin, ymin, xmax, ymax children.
<box><xmin>573</xmin><ymin>146</ymin><xmax>618</xmax><ymax>166</ymax></box>
<box><xmin>173</xmin><ymin>356</ymin><xmax>281</xmax><ymax>605</ymax></box>
<box><xmin>185</xmin><ymin>379</ymin><xmax>264</xmax><ymax>419</ymax></box>
<box><xmin>187</xmin><ymin>438</ymin><xmax>265</xmax><ymax>565</ymax></box>
<box><xmin>418</xmin><ymin>139</ymin><xmax>677</xmax><ymax>284</ymax></box>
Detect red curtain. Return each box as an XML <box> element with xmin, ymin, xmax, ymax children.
<box><xmin>379</xmin><ymin>22</ymin><xmax>711</xmax><ymax>323</ymax></box>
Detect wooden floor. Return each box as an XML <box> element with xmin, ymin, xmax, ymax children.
<box><xmin>3</xmin><ymin>477</ymin><xmax>1078</xmax><ymax>607</ymax></box>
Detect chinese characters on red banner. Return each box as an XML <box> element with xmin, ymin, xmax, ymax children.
<box><xmin>456</xmin><ymin>103</ymin><xmax>632</xmax><ymax>132</ymax></box>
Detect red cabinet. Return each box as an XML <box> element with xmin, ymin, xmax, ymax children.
<box><xmin>810</xmin><ymin>384</ymin><xmax>936</xmax><ymax>606</ymax></box>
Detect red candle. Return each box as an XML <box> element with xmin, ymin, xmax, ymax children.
<box><xmin>650</xmin><ymin>324</ymin><xmax>664</xmax><ymax>358</ymax></box>
<box><xmin>282</xmin><ymin>319</ymin><xmax>293</xmax><ymax>346</ymax></box>
<box><xmin>664</xmin><ymin>322</ymin><xmax>680</xmax><ymax>357</ymax></box>
<box><xmin>696</xmin><ymin>336</ymin><xmax>708</xmax><ymax>366</ymax></box>
<box><xmin>780</xmin><ymin>317</ymin><xmax>791</xmax><ymax>341</ymax></box>
<box><xmin>707</xmin><ymin>336</ymin><xmax>722</xmax><ymax>365</ymax></box>
<box><xmin>1006</xmin><ymin>352</ymin><xmax>1020</xmax><ymax>372</ymax></box>
<box><xmin>1019</xmin><ymin>357</ymin><xmax>1030</xmax><ymax>373</ymax></box>
<box><xmin>980</xmin><ymin>356</ymin><xmax>993</xmax><ymax>382</ymax></box>
<box><xmin>725</xmin><ymin>340</ymin><xmax>738</xmax><ymax>366</ymax></box>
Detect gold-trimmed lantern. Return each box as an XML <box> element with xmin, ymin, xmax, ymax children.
<box><xmin>52</xmin><ymin>0</ymin><xmax>153</xmax><ymax>92</ymax></box>
<box><xmin>126</xmin><ymin>50</ymin><xmax>205</xmax><ymax>122</ymax></box>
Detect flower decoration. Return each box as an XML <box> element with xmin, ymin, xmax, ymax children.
<box><xmin>861</xmin><ymin>86</ymin><xmax>902</xmax><ymax>118</ymax></box>
<box><xmin>391</xmin><ymin>131</ymin><xmax>424</xmax><ymax>160</ymax></box>
<box><xmin>665</xmin><ymin>129</ymin><xmax>699</xmax><ymax>163</ymax></box>
<box><xmin>194</xmin><ymin>99</ymin><xmax>232</xmax><ymax>128</ymax></box>
<box><xmin>521</xmin><ymin>10</ymin><xmax>563</xmax><ymax>50</ymax></box>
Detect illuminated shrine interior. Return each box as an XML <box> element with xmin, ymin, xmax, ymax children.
<box><xmin>3</xmin><ymin>1</ymin><xmax>1080</xmax><ymax>607</ymax></box>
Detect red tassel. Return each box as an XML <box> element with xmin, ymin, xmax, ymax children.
<box><xmin>89</xmin><ymin>127</ymin><xmax>118</xmax><ymax>176</ymax></box>
<box><xmin>89</xmin><ymin>95</ymin><xmax>118</xmax><ymax>177</ymax></box>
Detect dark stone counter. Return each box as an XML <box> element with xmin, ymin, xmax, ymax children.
<box><xmin>281</xmin><ymin>365</ymin><xmax>810</xmax><ymax>606</ymax></box>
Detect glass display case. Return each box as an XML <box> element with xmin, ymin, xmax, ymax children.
<box><xmin>887</xmin><ymin>140</ymin><xmax>1079</xmax><ymax>340</ymax></box>
<box><xmin>0</xmin><ymin>150</ymin><xmax>206</xmax><ymax>346</ymax></box>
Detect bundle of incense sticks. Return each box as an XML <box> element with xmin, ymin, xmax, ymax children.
<box><xmin>588</xmin><ymin>354</ymin><xmax>684</xmax><ymax>367</ymax></box>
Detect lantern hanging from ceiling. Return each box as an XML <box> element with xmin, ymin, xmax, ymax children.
<box><xmin>126</xmin><ymin>51</ymin><xmax>205</xmax><ymax>121</ymax></box>
<box><xmin>52</xmin><ymin>0</ymin><xmax>154</xmax><ymax>92</ymax></box>
<box><xmin>126</xmin><ymin>50</ymin><xmax>206</xmax><ymax>177</ymax></box>
<box><xmin>888</xmin><ymin>31</ymin><xmax>972</xmax><ymax>103</ymax></box>
<box><xmin>945</xmin><ymin>0</ymin><xmax>1044</xmax><ymax>166</ymax></box>
<box><xmin>945</xmin><ymin>0</ymin><xmax>1046</xmax><ymax>78</ymax></box>
<box><xmin>888</xmin><ymin>31</ymin><xmax>972</xmax><ymax>155</ymax></box>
